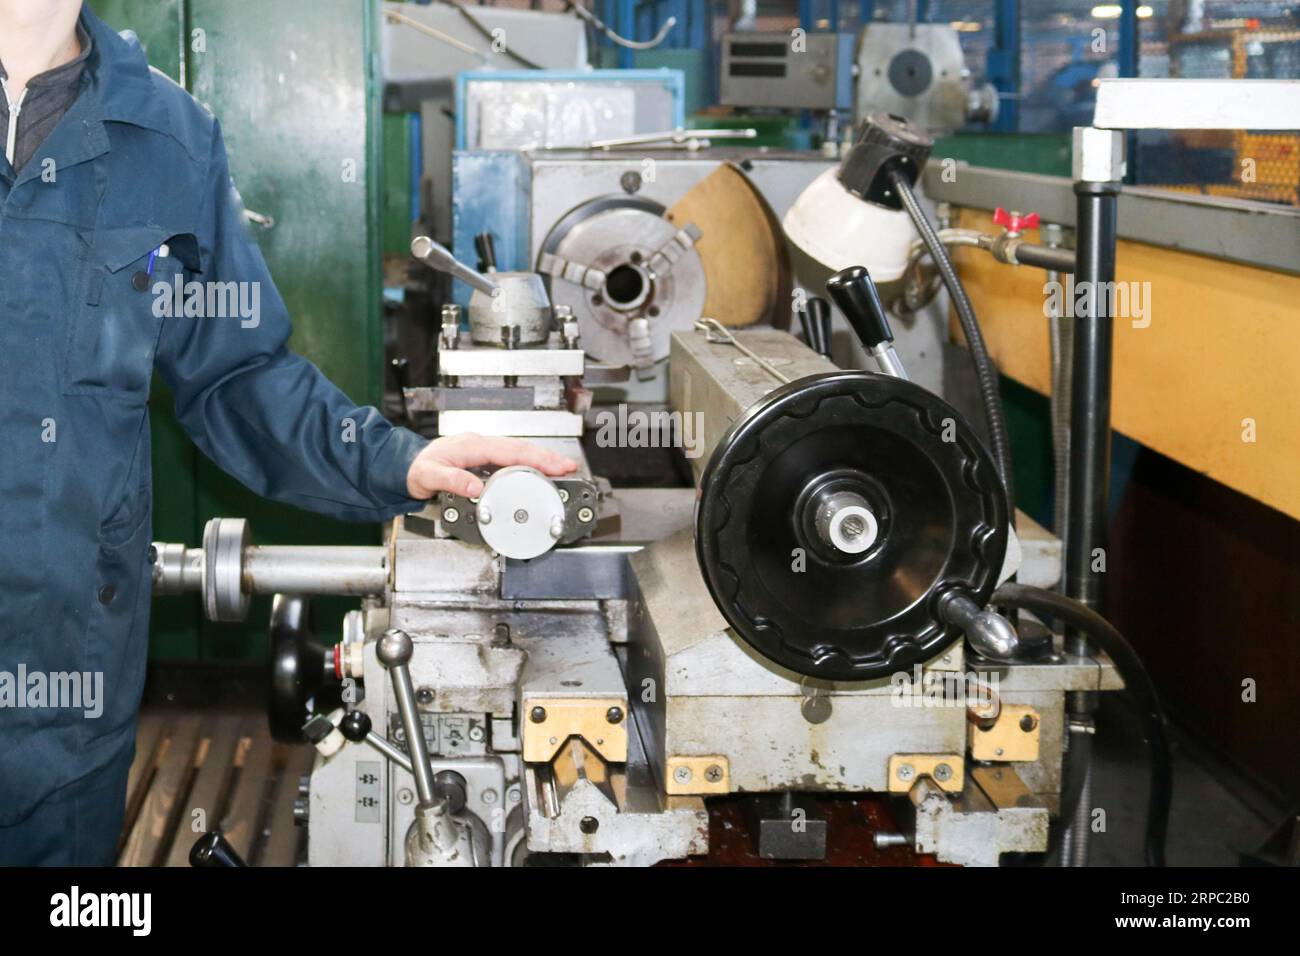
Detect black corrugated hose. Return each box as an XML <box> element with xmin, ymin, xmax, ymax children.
<box><xmin>890</xmin><ymin>169</ymin><xmax>1016</xmax><ymax>518</ymax></box>
<box><xmin>992</xmin><ymin>582</ymin><xmax>1172</xmax><ymax>867</ymax></box>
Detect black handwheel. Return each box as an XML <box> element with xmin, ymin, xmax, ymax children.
<box><xmin>268</xmin><ymin>594</ymin><xmax>334</xmax><ymax>743</ymax></box>
<box><xmin>694</xmin><ymin>371</ymin><xmax>1008</xmax><ymax>682</ymax></box>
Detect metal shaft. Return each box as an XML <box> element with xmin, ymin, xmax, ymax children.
<box><xmin>242</xmin><ymin>546</ymin><xmax>387</xmax><ymax>595</ymax></box>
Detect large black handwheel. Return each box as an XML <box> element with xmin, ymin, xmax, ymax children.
<box><xmin>694</xmin><ymin>371</ymin><xmax>1008</xmax><ymax>682</ymax></box>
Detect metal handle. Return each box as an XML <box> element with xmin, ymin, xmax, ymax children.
<box><xmin>411</xmin><ymin>235</ymin><xmax>500</xmax><ymax>297</ymax></box>
<box><xmin>376</xmin><ymin>629</ymin><xmax>438</xmax><ymax>807</ymax></box>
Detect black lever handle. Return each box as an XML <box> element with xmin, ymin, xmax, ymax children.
<box><xmin>189</xmin><ymin>830</ymin><xmax>248</xmax><ymax>868</ymax></box>
<box><xmin>474</xmin><ymin>232</ymin><xmax>498</xmax><ymax>273</ymax></box>
<box><xmin>825</xmin><ymin>266</ymin><xmax>908</xmax><ymax>379</ymax></box>
<box><xmin>825</xmin><ymin>265</ymin><xmax>894</xmax><ymax>350</ymax></box>
<box><xmin>806</xmin><ymin>297</ymin><xmax>833</xmax><ymax>358</ymax></box>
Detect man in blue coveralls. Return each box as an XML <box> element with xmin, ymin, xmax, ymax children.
<box><xmin>0</xmin><ymin>1</ymin><xmax>576</xmax><ymax>864</ymax></box>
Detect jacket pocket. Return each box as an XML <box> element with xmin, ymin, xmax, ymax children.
<box><xmin>81</xmin><ymin>485</ymin><xmax>154</xmax><ymax>748</ymax></box>
<box><xmin>63</xmin><ymin>226</ymin><xmax>195</xmax><ymax>399</ymax></box>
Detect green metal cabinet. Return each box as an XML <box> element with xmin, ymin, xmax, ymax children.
<box><xmin>90</xmin><ymin>0</ymin><xmax>387</xmax><ymax>660</ymax></box>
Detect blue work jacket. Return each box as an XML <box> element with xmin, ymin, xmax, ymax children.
<box><xmin>0</xmin><ymin>10</ymin><xmax>426</xmax><ymax>824</ymax></box>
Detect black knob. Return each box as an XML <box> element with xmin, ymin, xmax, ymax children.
<box><xmin>189</xmin><ymin>831</ymin><xmax>248</xmax><ymax>868</ymax></box>
<box><xmin>339</xmin><ymin>709</ymin><xmax>372</xmax><ymax>743</ymax></box>
<box><xmin>474</xmin><ymin>232</ymin><xmax>497</xmax><ymax>273</ymax></box>
<box><xmin>825</xmin><ymin>266</ymin><xmax>895</xmax><ymax>352</ymax></box>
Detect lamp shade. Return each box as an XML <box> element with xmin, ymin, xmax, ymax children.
<box><xmin>782</xmin><ymin>168</ymin><xmax>916</xmax><ymax>283</ymax></box>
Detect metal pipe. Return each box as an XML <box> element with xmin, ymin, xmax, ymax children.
<box><xmin>1043</xmin><ymin>222</ymin><xmax>1072</xmax><ymax>542</ymax></box>
<box><xmin>1062</xmin><ymin>174</ymin><xmax>1121</xmax><ymax>867</ymax></box>
<box><xmin>1065</xmin><ymin>181</ymin><xmax>1120</xmax><ymax>645</ymax></box>
<box><xmin>242</xmin><ymin>546</ymin><xmax>387</xmax><ymax>596</ymax></box>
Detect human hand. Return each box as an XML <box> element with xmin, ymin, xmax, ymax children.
<box><xmin>406</xmin><ymin>433</ymin><xmax>578</xmax><ymax>499</ymax></box>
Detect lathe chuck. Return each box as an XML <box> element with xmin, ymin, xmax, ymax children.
<box><xmin>694</xmin><ymin>371</ymin><xmax>1008</xmax><ymax>682</ymax></box>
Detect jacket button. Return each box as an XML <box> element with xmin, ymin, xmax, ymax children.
<box><xmin>98</xmin><ymin>584</ymin><xmax>117</xmax><ymax>605</ymax></box>
<box><xmin>131</xmin><ymin>271</ymin><xmax>151</xmax><ymax>291</ymax></box>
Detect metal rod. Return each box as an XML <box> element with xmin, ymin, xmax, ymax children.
<box><xmin>694</xmin><ymin>318</ymin><xmax>792</xmax><ymax>384</ymax></box>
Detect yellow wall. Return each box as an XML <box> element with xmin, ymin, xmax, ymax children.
<box><xmin>953</xmin><ymin>209</ymin><xmax>1300</xmax><ymax>521</ymax></box>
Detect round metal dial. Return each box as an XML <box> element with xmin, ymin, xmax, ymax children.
<box><xmin>476</xmin><ymin>466</ymin><xmax>567</xmax><ymax>561</ymax></box>
<box><xmin>694</xmin><ymin>371</ymin><xmax>1008</xmax><ymax>682</ymax></box>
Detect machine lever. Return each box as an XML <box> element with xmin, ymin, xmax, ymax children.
<box><xmin>411</xmin><ymin>235</ymin><xmax>500</xmax><ymax>297</ymax></box>
<box><xmin>474</xmin><ymin>232</ymin><xmax>498</xmax><ymax>273</ymax></box>
<box><xmin>825</xmin><ymin>265</ymin><xmax>909</xmax><ymax>379</ymax></box>
<box><xmin>939</xmin><ymin>590</ymin><xmax>1020</xmax><ymax>660</ymax></box>
<box><xmin>376</xmin><ymin>629</ymin><xmax>439</xmax><ymax>806</ymax></box>
<box><xmin>804</xmin><ymin>296</ymin><xmax>833</xmax><ymax>358</ymax></box>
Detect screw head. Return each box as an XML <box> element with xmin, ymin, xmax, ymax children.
<box><xmin>896</xmin><ymin>763</ymin><xmax>915</xmax><ymax>782</ymax></box>
<box><xmin>513</xmin><ymin>508</ymin><xmax>529</xmax><ymax>524</ymax></box>
<box><xmin>415</xmin><ymin>687</ymin><xmax>434</xmax><ymax>706</ymax></box>
<box><xmin>605</xmin><ymin>706</ymin><xmax>624</xmax><ymax>724</ymax></box>
<box><xmin>442</xmin><ymin>507</ymin><xmax>460</xmax><ymax>524</ymax></box>
<box><xmin>577</xmin><ymin>506</ymin><xmax>595</xmax><ymax>523</ymax></box>
<box><xmin>529</xmin><ymin>706</ymin><xmax>547</xmax><ymax>724</ymax></box>
<box><xmin>704</xmin><ymin>764</ymin><xmax>723</xmax><ymax>783</ymax></box>
<box><xmin>934</xmin><ymin>763</ymin><xmax>953</xmax><ymax>782</ymax></box>
<box><xmin>673</xmin><ymin>765</ymin><xmax>692</xmax><ymax>784</ymax></box>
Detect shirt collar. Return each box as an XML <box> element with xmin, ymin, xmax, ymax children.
<box><xmin>78</xmin><ymin>5</ymin><xmax>175</xmax><ymax>140</ymax></box>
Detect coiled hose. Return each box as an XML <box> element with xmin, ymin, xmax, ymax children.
<box><xmin>890</xmin><ymin>169</ymin><xmax>1015</xmax><ymax>517</ymax></box>
<box><xmin>992</xmin><ymin>583</ymin><xmax>1172</xmax><ymax>867</ymax></box>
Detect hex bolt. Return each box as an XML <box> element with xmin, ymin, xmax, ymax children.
<box><xmin>704</xmin><ymin>764</ymin><xmax>723</xmax><ymax>784</ymax></box>
<box><xmin>896</xmin><ymin>763</ymin><xmax>915</xmax><ymax>782</ymax></box>
<box><xmin>673</xmin><ymin>765</ymin><xmax>692</xmax><ymax>784</ymax></box>
<box><xmin>934</xmin><ymin>763</ymin><xmax>953</xmax><ymax>782</ymax></box>
<box><xmin>529</xmin><ymin>706</ymin><xmax>547</xmax><ymax>724</ymax></box>
<box><xmin>605</xmin><ymin>706</ymin><xmax>624</xmax><ymax>724</ymax></box>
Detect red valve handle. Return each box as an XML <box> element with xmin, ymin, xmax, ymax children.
<box><xmin>993</xmin><ymin>207</ymin><xmax>1040</xmax><ymax>234</ymax></box>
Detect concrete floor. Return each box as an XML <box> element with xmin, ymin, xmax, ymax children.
<box><xmin>1082</xmin><ymin>694</ymin><xmax>1285</xmax><ymax>866</ymax></box>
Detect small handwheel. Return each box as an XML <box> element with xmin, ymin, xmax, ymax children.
<box><xmin>694</xmin><ymin>371</ymin><xmax>1008</xmax><ymax>682</ymax></box>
